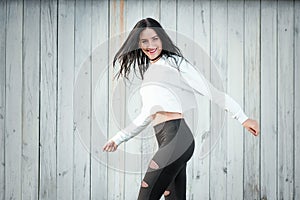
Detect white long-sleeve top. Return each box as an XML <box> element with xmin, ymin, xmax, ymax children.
<box><xmin>110</xmin><ymin>54</ymin><xmax>248</xmax><ymax>146</ymax></box>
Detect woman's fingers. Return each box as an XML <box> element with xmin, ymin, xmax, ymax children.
<box><xmin>249</xmin><ymin>127</ymin><xmax>258</xmax><ymax>136</ymax></box>
<box><xmin>242</xmin><ymin>119</ymin><xmax>260</xmax><ymax>136</ymax></box>
<box><xmin>103</xmin><ymin>140</ymin><xmax>117</xmax><ymax>152</ymax></box>
<box><xmin>252</xmin><ymin>121</ymin><xmax>260</xmax><ymax>136</ymax></box>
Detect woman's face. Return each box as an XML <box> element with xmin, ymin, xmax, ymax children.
<box><xmin>139</xmin><ymin>28</ymin><xmax>162</xmax><ymax>61</ymax></box>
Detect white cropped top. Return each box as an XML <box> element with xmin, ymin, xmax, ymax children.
<box><xmin>110</xmin><ymin>54</ymin><xmax>248</xmax><ymax>146</ymax></box>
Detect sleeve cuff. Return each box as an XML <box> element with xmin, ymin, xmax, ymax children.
<box><xmin>233</xmin><ymin>109</ymin><xmax>249</xmax><ymax>124</ymax></box>
<box><xmin>110</xmin><ymin>133</ymin><xmax>124</xmax><ymax>146</ymax></box>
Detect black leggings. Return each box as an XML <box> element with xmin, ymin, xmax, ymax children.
<box><xmin>137</xmin><ymin>118</ymin><xmax>195</xmax><ymax>200</ymax></box>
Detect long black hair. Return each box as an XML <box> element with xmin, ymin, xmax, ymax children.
<box><xmin>113</xmin><ymin>17</ymin><xmax>184</xmax><ymax>80</ymax></box>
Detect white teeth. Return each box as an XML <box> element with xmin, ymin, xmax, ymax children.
<box><xmin>149</xmin><ymin>49</ymin><xmax>156</xmax><ymax>53</ymax></box>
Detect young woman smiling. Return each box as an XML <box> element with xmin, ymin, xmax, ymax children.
<box><xmin>103</xmin><ymin>17</ymin><xmax>260</xmax><ymax>200</ymax></box>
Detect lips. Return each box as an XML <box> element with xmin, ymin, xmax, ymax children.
<box><xmin>148</xmin><ymin>48</ymin><xmax>157</xmax><ymax>54</ymax></box>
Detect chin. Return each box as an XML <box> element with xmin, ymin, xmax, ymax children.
<box><xmin>149</xmin><ymin>52</ymin><xmax>162</xmax><ymax>59</ymax></box>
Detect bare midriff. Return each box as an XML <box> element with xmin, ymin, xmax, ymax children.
<box><xmin>151</xmin><ymin>111</ymin><xmax>184</xmax><ymax>126</ymax></box>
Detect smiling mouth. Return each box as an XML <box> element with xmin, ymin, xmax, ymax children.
<box><xmin>148</xmin><ymin>48</ymin><xmax>157</xmax><ymax>54</ymax></box>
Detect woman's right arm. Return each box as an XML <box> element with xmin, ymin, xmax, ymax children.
<box><xmin>102</xmin><ymin>111</ymin><xmax>153</xmax><ymax>152</ymax></box>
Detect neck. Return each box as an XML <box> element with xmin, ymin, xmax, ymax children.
<box><xmin>150</xmin><ymin>53</ymin><xmax>163</xmax><ymax>63</ymax></box>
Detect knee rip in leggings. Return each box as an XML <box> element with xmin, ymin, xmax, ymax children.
<box><xmin>149</xmin><ymin>159</ymin><xmax>159</xmax><ymax>170</ymax></box>
<box><xmin>141</xmin><ymin>160</ymin><xmax>160</xmax><ymax>189</ymax></box>
<box><xmin>141</xmin><ymin>180</ymin><xmax>149</xmax><ymax>188</ymax></box>
<box><xmin>141</xmin><ymin>182</ymin><xmax>171</xmax><ymax>197</ymax></box>
<box><xmin>164</xmin><ymin>190</ymin><xmax>170</xmax><ymax>196</ymax></box>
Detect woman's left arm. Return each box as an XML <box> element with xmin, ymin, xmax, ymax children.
<box><xmin>179</xmin><ymin>58</ymin><xmax>259</xmax><ymax>136</ymax></box>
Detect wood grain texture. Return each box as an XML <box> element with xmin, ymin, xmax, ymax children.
<box><xmin>190</xmin><ymin>0</ymin><xmax>211</xmax><ymax>199</ymax></box>
<box><xmin>57</xmin><ymin>0</ymin><xmax>74</xmax><ymax>199</ymax></box>
<box><xmin>22</xmin><ymin>0</ymin><xmax>40</xmax><ymax>199</ymax></box>
<box><xmin>177</xmin><ymin>0</ymin><xmax>195</xmax><ymax>199</ymax></box>
<box><xmin>277</xmin><ymin>1</ymin><xmax>294</xmax><ymax>199</ymax></box>
<box><xmin>143</xmin><ymin>0</ymin><xmax>160</xmax><ymax>20</ymax></box>
<box><xmin>5</xmin><ymin>0</ymin><xmax>23</xmax><ymax>199</ymax></box>
<box><xmin>244</xmin><ymin>1</ymin><xmax>261</xmax><ymax>199</ymax></box>
<box><xmin>227</xmin><ymin>1</ymin><xmax>244</xmax><ymax>200</ymax></box>
<box><xmin>108</xmin><ymin>0</ymin><xmax>125</xmax><ymax>199</ymax></box>
<box><xmin>160</xmin><ymin>0</ymin><xmax>176</xmax><ymax>34</ymax></box>
<box><xmin>40</xmin><ymin>0</ymin><xmax>58</xmax><ymax>199</ymax></box>
<box><xmin>73</xmin><ymin>0</ymin><xmax>92</xmax><ymax>199</ymax></box>
<box><xmin>295</xmin><ymin>1</ymin><xmax>300</xmax><ymax>199</ymax></box>
<box><xmin>260</xmin><ymin>1</ymin><xmax>277</xmax><ymax>199</ymax></box>
<box><xmin>90</xmin><ymin>0</ymin><xmax>109</xmax><ymax>199</ymax></box>
<box><xmin>210</xmin><ymin>1</ymin><xmax>228</xmax><ymax>199</ymax></box>
<box><xmin>0</xmin><ymin>0</ymin><xmax>6</xmax><ymax>199</ymax></box>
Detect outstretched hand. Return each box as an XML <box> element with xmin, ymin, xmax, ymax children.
<box><xmin>242</xmin><ymin>118</ymin><xmax>260</xmax><ymax>136</ymax></box>
<box><xmin>103</xmin><ymin>140</ymin><xmax>118</xmax><ymax>152</ymax></box>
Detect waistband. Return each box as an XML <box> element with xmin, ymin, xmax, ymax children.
<box><xmin>153</xmin><ymin>118</ymin><xmax>185</xmax><ymax>133</ymax></box>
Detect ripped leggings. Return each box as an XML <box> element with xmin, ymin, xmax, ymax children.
<box><xmin>137</xmin><ymin>118</ymin><xmax>195</xmax><ymax>200</ymax></box>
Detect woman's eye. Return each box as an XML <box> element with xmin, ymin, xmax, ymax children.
<box><xmin>153</xmin><ymin>37</ymin><xmax>158</xmax><ymax>40</ymax></box>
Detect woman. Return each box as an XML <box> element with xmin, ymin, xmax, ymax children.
<box><xmin>103</xmin><ymin>17</ymin><xmax>259</xmax><ymax>200</ymax></box>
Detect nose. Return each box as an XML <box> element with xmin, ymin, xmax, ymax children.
<box><xmin>142</xmin><ymin>40</ymin><xmax>156</xmax><ymax>49</ymax></box>
<box><xmin>148</xmin><ymin>40</ymin><xmax>155</xmax><ymax>47</ymax></box>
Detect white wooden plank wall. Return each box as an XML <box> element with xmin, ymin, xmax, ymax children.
<box><xmin>5</xmin><ymin>0</ymin><xmax>23</xmax><ymax>199</ymax></box>
<box><xmin>0</xmin><ymin>0</ymin><xmax>6</xmax><ymax>200</ymax></box>
<box><xmin>91</xmin><ymin>1</ymin><xmax>109</xmax><ymax>199</ymax></box>
<box><xmin>210</xmin><ymin>1</ymin><xmax>228</xmax><ymax>199</ymax></box>
<box><xmin>57</xmin><ymin>0</ymin><xmax>74</xmax><ymax>199</ymax></box>
<box><xmin>23</xmin><ymin>0</ymin><xmax>40</xmax><ymax>199</ymax></box>
<box><xmin>74</xmin><ymin>1</ymin><xmax>92</xmax><ymax>199</ymax></box>
<box><xmin>227</xmin><ymin>1</ymin><xmax>244</xmax><ymax>199</ymax></box>
<box><xmin>277</xmin><ymin>1</ymin><xmax>294</xmax><ymax>199</ymax></box>
<box><xmin>244</xmin><ymin>1</ymin><xmax>261</xmax><ymax>199</ymax></box>
<box><xmin>0</xmin><ymin>0</ymin><xmax>299</xmax><ymax>199</ymax></box>
<box><xmin>191</xmin><ymin>1</ymin><xmax>210</xmax><ymax>199</ymax></box>
<box><xmin>40</xmin><ymin>0</ymin><xmax>58</xmax><ymax>199</ymax></box>
<box><xmin>295</xmin><ymin>2</ymin><xmax>300</xmax><ymax>199</ymax></box>
<box><xmin>261</xmin><ymin>0</ymin><xmax>277</xmax><ymax>199</ymax></box>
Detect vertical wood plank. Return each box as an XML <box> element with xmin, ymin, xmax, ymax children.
<box><xmin>227</xmin><ymin>1</ymin><xmax>244</xmax><ymax>199</ymax></box>
<box><xmin>123</xmin><ymin>1</ymin><xmax>143</xmax><ymax>199</ymax></box>
<box><xmin>260</xmin><ymin>1</ymin><xmax>277</xmax><ymax>199</ymax></box>
<box><xmin>5</xmin><ymin>0</ymin><xmax>23</xmax><ymax>199</ymax></box>
<box><xmin>191</xmin><ymin>0</ymin><xmax>211</xmax><ymax>199</ymax></box>
<box><xmin>295</xmin><ymin>1</ymin><xmax>300</xmax><ymax>199</ymax></box>
<box><xmin>90</xmin><ymin>0</ymin><xmax>109</xmax><ymax>199</ymax></box>
<box><xmin>210</xmin><ymin>1</ymin><xmax>228</xmax><ymax>199</ymax></box>
<box><xmin>244</xmin><ymin>1</ymin><xmax>261</xmax><ymax>199</ymax></box>
<box><xmin>277</xmin><ymin>1</ymin><xmax>294</xmax><ymax>199</ymax></box>
<box><xmin>108</xmin><ymin>0</ymin><xmax>125</xmax><ymax>199</ymax></box>
<box><xmin>40</xmin><ymin>0</ymin><xmax>58</xmax><ymax>199</ymax></box>
<box><xmin>22</xmin><ymin>0</ymin><xmax>40</xmax><ymax>199</ymax></box>
<box><xmin>73</xmin><ymin>0</ymin><xmax>92</xmax><ymax>199</ymax></box>
<box><xmin>160</xmin><ymin>0</ymin><xmax>177</xmax><ymax>31</ymax></box>
<box><xmin>143</xmin><ymin>0</ymin><xmax>160</xmax><ymax>20</ymax></box>
<box><xmin>57</xmin><ymin>0</ymin><xmax>74</xmax><ymax>199</ymax></box>
<box><xmin>0</xmin><ymin>0</ymin><xmax>6</xmax><ymax>199</ymax></box>
<box><xmin>160</xmin><ymin>0</ymin><xmax>176</xmax><ymax>42</ymax></box>
<box><xmin>177</xmin><ymin>0</ymin><xmax>194</xmax><ymax>57</ymax></box>
<box><xmin>177</xmin><ymin>0</ymin><xmax>195</xmax><ymax>199</ymax></box>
